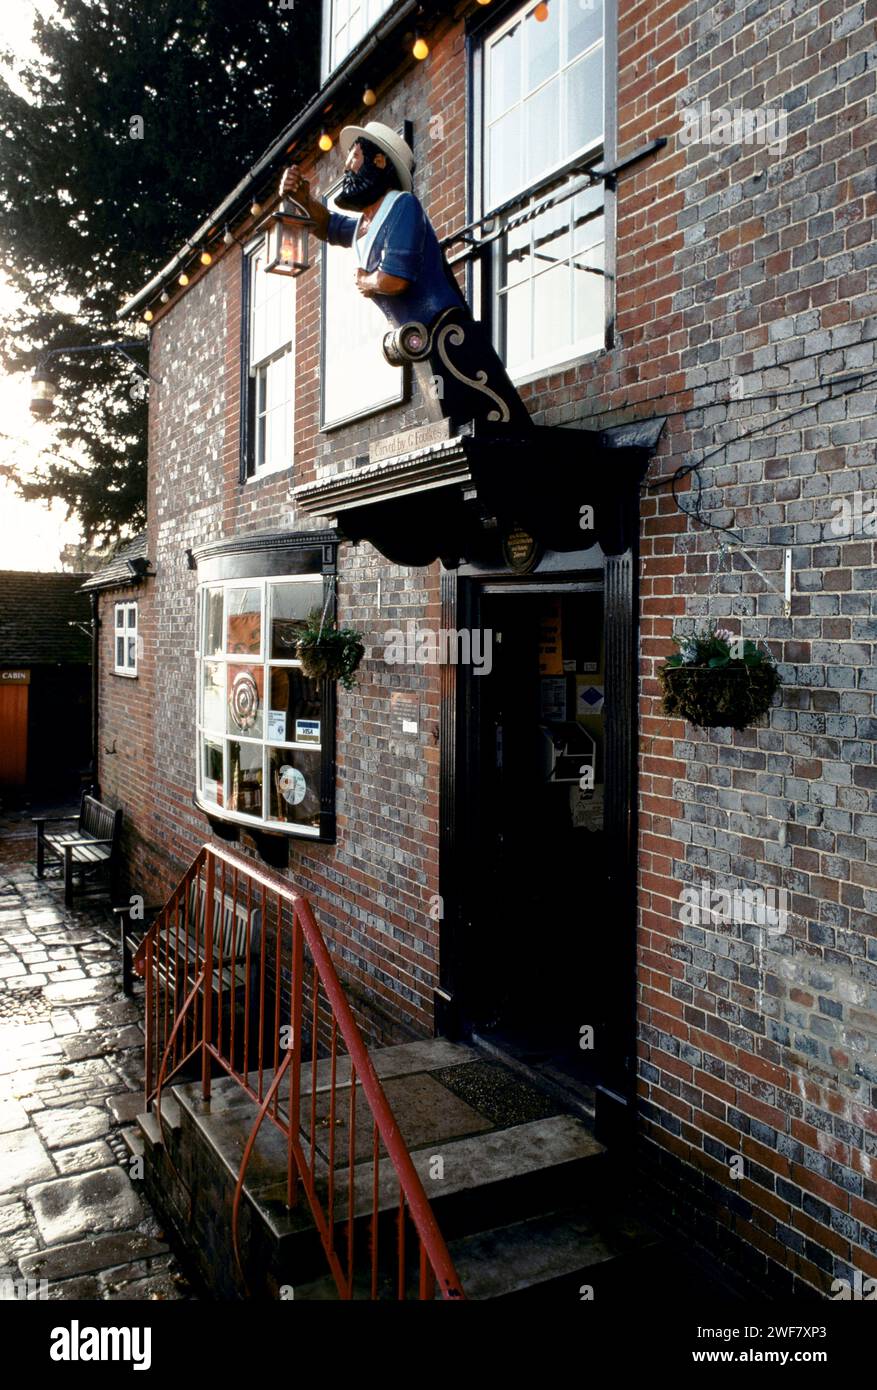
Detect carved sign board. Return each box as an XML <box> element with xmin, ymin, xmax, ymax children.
<box><xmin>0</xmin><ymin>670</ymin><xmax>30</xmax><ymax>684</ymax></box>
<box><xmin>368</xmin><ymin>419</ymin><xmax>452</xmax><ymax>464</ymax></box>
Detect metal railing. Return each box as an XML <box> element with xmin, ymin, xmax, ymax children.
<box><xmin>134</xmin><ymin>843</ymin><xmax>464</xmax><ymax>1301</ymax></box>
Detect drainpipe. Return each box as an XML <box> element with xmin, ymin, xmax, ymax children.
<box><xmin>89</xmin><ymin>592</ymin><xmax>100</xmax><ymax>800</ymax></box>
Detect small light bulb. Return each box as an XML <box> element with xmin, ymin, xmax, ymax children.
<box><xmin>318</xmin><ymin>129</ymin><xmax>333</xmax><ymax>152</ymax></box>
<box><xmin>476</xmin><ymin>0</ymin><xmax>492</xmax><ymax>5</ymax></box>
<box><xmin>223</xmin><ymin>226</ymin><xmax>233</xmax><ymax>246</ymax></box>
<box><xmin>250</xmin><ymin>201</ymin><xmax>262</xmax><ymax>216</ymax></box>
<box><xmin>160</xmin><ymin>291</ymin><xmax>169</xmax><ymax>304</ymax></box>
<box><xmin>363</xmin><ymin>86</ymin><xmax>377</xmax><ymax>107</ymax></box>
<box><xmin>178</xmin><ymin>271</ymin><xmax>189</xmax><ymax>287</ymax></box>
<box><xmin>534</xmin><ymin>1</ymin><xmax>549</xmax><ymax>19</ymax></box>
<box><xmin>200</xmin><ymin>248</ymin><xmax>213</xmax><ymax>266</ymax></box>
<box><xmin>143</xmin><ymin>309</ymin><xmax>153</xmax><ymax>322</ymax></box>
<box><xmin>413</xmin><ymin>34</ymin><xmax>429</xmax><ymax>60</ymax></box>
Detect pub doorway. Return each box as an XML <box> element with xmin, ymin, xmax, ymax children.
<box><xmin>444</xmin><ymin>566</ymin><xmax>637</xmax><ymax>1120</ymax></box>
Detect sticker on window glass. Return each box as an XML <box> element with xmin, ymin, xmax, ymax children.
<box><xmin>295</xmin><ymin>719</ymin><xmax>320</xmax><ymax>745</ymax></box>
<box><xmin>267</xmin><ymin>710</ymin><xmax>287</xmax><ymax>741</ymax></box>
<box><xmin>277</xmin><ymin>765</ymin><xmax>307</xmax><ymax>806</ymax></box>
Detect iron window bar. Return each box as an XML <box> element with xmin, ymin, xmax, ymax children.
<box><xmin>443</xmin><ymin>137</ymin><xmax>666</xmax><ymax>268</ymax></box>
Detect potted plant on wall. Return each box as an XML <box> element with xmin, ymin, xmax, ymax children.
<box><xmin>295</xmin><ymin>607</ymin><xmax>365</xmax><ymax>691</ymax></box>
<box><xmin>658</xmin><ymin>625</ymin><xmax>781</xmax><ymax>731</ymax></box>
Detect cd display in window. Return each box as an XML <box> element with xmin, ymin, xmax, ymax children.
<box><xmin>268</xmin><ymin>747</ymin><xmax>320</xmax><ymax>828</ymax></box>
<box><xmin>277</xmin><ymin>764</ymin><xmax>307</xmax><ymax>806</ymax></box>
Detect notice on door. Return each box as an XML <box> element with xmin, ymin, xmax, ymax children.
<box><xmin>538</xmin><ymin>599</ymin><xmax>563</xmax><ymax>676</ymax></box>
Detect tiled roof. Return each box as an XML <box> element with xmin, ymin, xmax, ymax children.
<box><xmin>0</xmin><ymin>571</ymin><xmax>93</xmax><ymax>665</ymax></box>
<box><xmin>80</xmin><ymin>532</ymin><xmax>150</xmax><ymax>593</ymax></box>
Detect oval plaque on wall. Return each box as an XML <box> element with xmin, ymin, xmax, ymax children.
<box><xmin>502</xmin><ymin>525</ymin><xmax>542</xmax><ymax>574</ymax></box>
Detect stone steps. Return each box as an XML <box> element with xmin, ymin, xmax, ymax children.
<box><xmin>134</xmin><ymin>1037</ymin><xmax>666</xmax><ymax>1300</ymax></box>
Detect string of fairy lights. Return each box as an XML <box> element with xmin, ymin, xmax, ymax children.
<box><xmin>138</xmin><ymin>0</ymin><xmax>553</xmax><ymax>324</ymax></box>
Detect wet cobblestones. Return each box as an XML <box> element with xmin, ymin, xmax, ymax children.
<box><xmin>0</xmin><ymin>808</ymin><xmax>195</xmax><ymax>1301</ymax></box>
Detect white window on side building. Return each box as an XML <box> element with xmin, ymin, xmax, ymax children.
<box><xmin>114</xmin><ymin>602</ymin><xmax>138</xmax><ymax>676</ymax></box>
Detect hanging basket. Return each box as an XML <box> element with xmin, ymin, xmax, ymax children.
<box><xmin>295</xmin><ymin>613</ymin><xmax>365</xmax><ymax>691</ymax></box>
<box><xmin>658</xmin><ymin>627</ymin><xmax>781</xmax><ymax>730</ymax></box>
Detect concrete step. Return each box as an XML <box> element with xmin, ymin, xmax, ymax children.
<box><xmin>445</xmin><ymin>1208</ymin><xmax>628</xmax><ymax>1300</ymax></box>
<box><xmin>119</xmin><ymin>1126</ymin><xmax>144</xmax><ymax>1162</ymax></box>
<box><xmin>137</xmin><ymin>1094</ymin><xmax>182</xmax><ymax>1149</ymax></box>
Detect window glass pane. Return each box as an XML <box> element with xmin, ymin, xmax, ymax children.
<box><xmin>116</xmin><ymin>636</ymin><xmax>125</xmax><ymax>667</ymax></box>
<box><xmin>524</xmin><ymin>79</ymin><xmax>560</xmax><ymax>186</ymax></box>
<box><xmin>501</xmin><ymin>221</ymin><xmax>532</xmax><ymax>289</ymax></box>
<box><xmin>268</xmin><ymin>667</ymin><xmax>322</xmax><ymax>744</ymax></box>
<box><xmin>574</xmin><ymin>237</ymin><xmax>604</xmax><ymax>342</ymax></box>
<box><xmin>501</xmin><ymin>282</ymin><xmax>531</xmax><ymax>374</ymax></box>
<box><xmin>267</xmin><ymin>748</ymin><xmax>321</xmax><ymax>829</ymax></box>
<box><xmin>226</xmin><ymin>587</ymin><xmax>261</xmax><ymax>656</ymax></box>
<box><xmin>321</xmin><ymin>184</ymin><xmax>405</xmax><ymax>428</ymax></box>
<box><xmin>526</xmin><ymin>2</ymin><xmax>559</xmax><ymax>91</ymax></box>
<box><xmin>566</xmin><ymin>48</ymin><xmax>603</xmax><ymax>159</ymax></box>
<box><xmin>203</xmin><ymin>740</ymin><xmax>224</xmax><ymax>806</ymax></box>
<box><xmin>204</xmin><ymin>588</ymin><xmax>224</xmax><ymax>657</ymax></box>
<box><xmin>572</xmin><ymin>183</ymin><xmax>604</xmax><ymax>243</ymax></box>
<box><xmin>202</xmin><ymin>662</ymin><xmax>224</xmax><ymax>733</ymax></box>
<box><xmin>532</xmin><ymin>203</ymin><xmax>570</xmax><ymax>276</ymax></box>
<box><xmin>568</xmin><ymin>0</ymin><xmax>603</xmax><ymax>60</ymax></box>
<box><xmin>488</xmin><ymin>21</ymin><xmax>522</xmax><ymax>120</ymax></box>
<box><xmin>533</xmin><ymin>262</ymin><xmax>571</xmax><ymax>362</ymax></box>
<box><xmin>270</xmin><ymin>581</ymin><xmax>325</xmax><ymax>658</ymax></box>
<box><xmin>228</xmin><ymin>740</ymin><xmax>263</xmax><ymax>817</ymax></box>
<box><xmin>127</xmin><ymin>636</ymin><xmax>137</xmax><ymax>669</ymax></box>
<box><xmin>127</xmin><ymin>607</ymin><xmax>137</xmax><ymax>628</ymax></box>
<box><xmin>488</xmin><ymin>107</ymin><xmax>522</xmax><ymax>207</ymax></box>
<box><xmin>226</xmin><ymin>663</ymin><xmax>264</xmax><ymax>739</ymax></box>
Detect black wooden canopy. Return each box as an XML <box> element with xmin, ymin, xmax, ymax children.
<box><xmin>293</xmin><ymin>418</ymin><xmax>663</xmax><ymax>569</ymax></box>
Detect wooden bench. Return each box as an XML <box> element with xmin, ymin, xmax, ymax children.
<box><xmin>34</xmin><ymin>794</ymin><xmax>122</xmax><ymax>909</ymax></box>
<box><xmin>118</xmin><ymin>876</ymin><xmax>262</xmax><ymax>1000</ymax></box>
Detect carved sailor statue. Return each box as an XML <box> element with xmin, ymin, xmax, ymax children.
<box><xmin>282</xmin><ymin>121</ymin><xmax>531</xmax><ymax>432</ymax></box>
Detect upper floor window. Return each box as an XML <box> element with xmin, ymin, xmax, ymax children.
<box><xmin>320</xmin><ymin>179</ymin><xmax>408</xmax><ymax>430</ymax></box>
<box><xmin>114</xmin><ymin>602</ymin><xmax>137</xmax><ymax>676</ymax></box>
<box><xmin>241</xmin><ymin>238</ymin><xmax>295</xmax><ymax>480</ymax></box>
<box><xmin>477</xmin><ymin>0</ymin><xmax>607</xmax><ymax>378</ymax></box>
<box><xmin>322</xmin><ymin>0</ymin><xmax>394</xmax><ymax>79</ymax></box>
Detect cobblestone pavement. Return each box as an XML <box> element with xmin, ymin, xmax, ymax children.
<box><xmin>0</xmin><ymin>804</ymin><xmax>195</xmax><ymax>1300</ymax></box>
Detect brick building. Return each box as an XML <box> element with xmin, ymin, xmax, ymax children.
<box><xmin>99</xmin><ymin>0</ymin><xmax>876</xmax><ymax>1296</ymax></box>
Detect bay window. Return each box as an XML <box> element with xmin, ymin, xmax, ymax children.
<box><xmin>475</xmin><ymin>0</ymin><xmax>608</xmax><ymax>378</ymax></box>
<box><xmin>194</xmin><ymin>534</ymin><xmax>340</xmax><ymax>844</ymax></box>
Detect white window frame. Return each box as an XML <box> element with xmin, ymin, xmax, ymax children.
<box><xmin>321</xmin><ymin>0</ymin><xmax>395</xmax><ymax>80</ymax></box>
<box><xmin>246</xmin><ymin>235</ymin><xmax>296</xmax><ymax>479</ymax></box>
<box><xmin>195</xmin><ymin>576</ymin><xmax>328</xmax><ymax>839</ymax></box>
<box><xmin>114</xmin><ymin>602</ymin><xmax>138</xmax><ymax>677</ymax></box>
<box><xmin>478</xmin><ymin>0</ymin><xmax>609</xmax><ymax>381</ymax></box>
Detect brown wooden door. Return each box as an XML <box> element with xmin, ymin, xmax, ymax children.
<box><xmin>0</xmin><ymin>684</ymin><xmax>29</xmax><ymax>786</ymax></box>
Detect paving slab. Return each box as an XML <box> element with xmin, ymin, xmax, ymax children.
<box><xmin>33</xmin><ymin>1105</ymin><xmax>110</xmax><ymax>1150</ymax></box>
<box><xmin>54</xmin><ymin>1140</ymin><xmax>116</xmax><ymax>1176</ymax></box>
<box><xmin>43</xmin><ymin>979</ymin><xmax>116</xmax><ymax>1005</ymax></box>
<box><xmin>0</xmin><ymin>1128</ymin><xmax>55</xmax><ymax>1190</ymax></box>
<box><xmin>19</xmin><ymin>1231</ymin><xmax>168</xmax><ymax>1282</ymax></box>
<box><xmin>28</xmin><ymin>1167</ymin><xmax>143</xmax><ymax>1245</ymax></box>
<box><xmin>0</xmin><ymin>1101</ymin><xmax>29</xmax><ymax>1134</ymax></box>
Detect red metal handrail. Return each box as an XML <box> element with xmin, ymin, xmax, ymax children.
<box><xmin>135</xmin><ymin>843</ymin><xmax>464</xmax><ymax>1301</ymax></box>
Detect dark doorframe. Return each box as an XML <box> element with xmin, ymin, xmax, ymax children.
<box><xmin>437</xmin><ymin>546</ymin><xmax>639</xmax><ymax>1147</ymax></box>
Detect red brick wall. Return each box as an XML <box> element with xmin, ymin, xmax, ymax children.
<box><xmin>106</xmin><ymin>0</ymin><xmax>877</xmax><ymax>1291</ymax></box>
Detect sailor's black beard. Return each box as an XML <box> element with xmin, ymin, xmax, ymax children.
<box><xmin>335</xmin><ymin>159</ymin><xmax>395</xmax><ymax>211</ymax></box>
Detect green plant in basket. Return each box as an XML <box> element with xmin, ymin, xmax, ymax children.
<box><xmin>295</xmin><ymin>609</ymin><xmax>365</xmax><ymax>691</ymax></box>
<box><xmin>658</xmin><ymin>625</ymin><xmax>780</xmax><ymax>730</ymax></box>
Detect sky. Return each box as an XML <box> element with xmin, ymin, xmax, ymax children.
<box><xmin>0</xmin><ymin>0</ymin><xmax>88</xmax><ymax>572</ymax></box>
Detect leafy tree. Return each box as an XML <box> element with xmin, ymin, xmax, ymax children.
<box><xmin>0</xmin><ymin>0</ymin><xmax>319</xmax><ymax>544</ymax></box>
